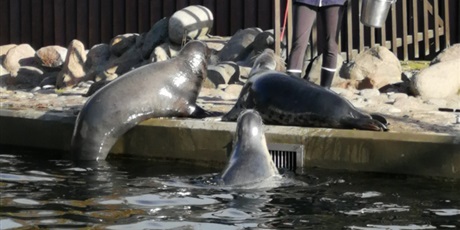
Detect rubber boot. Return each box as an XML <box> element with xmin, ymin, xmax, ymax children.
<box><xmin>320</xmin><ymin>68</ymin><xmax>335</xmax><ymax>89</ymax></box>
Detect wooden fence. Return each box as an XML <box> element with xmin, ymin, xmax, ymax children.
<box><xmin>0</xmin><ymin>0</ymin><xmax>459</xmax><ymax>61</ymax></box>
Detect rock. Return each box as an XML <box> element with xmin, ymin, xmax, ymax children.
<box><xmin>430</xmin><ymin>43</ymin><xmax>460</xmax><ymax>65</ymax></box>
<box><xmin>110</xmin><ymin>33</ymin><xmax>139</xmax><ymax>57</ymax></box>
<box><xmin>142</xmin><ymin>17</ymin><xmax>169</xmax><ymax>58</ymax></box>
<box><xmin>205</xmin><ymin>61</ymin><xmax>241</xmax><ymax>88</ymax></box>
<box><xmin>340</xmin><ymin>46</ymin><xmax>402</xmax><ymax>89</ymax></box>
<box><xmin>39</xmin><ymin>71</ymin><xmax>59</xmax><ymax>87</ymax></box>
<box><xmin>12</xmin><ymin>66</ymin><xmax>45</xmax><ymax>87</ymax></box>
<box><xmin>35</xmin><ymin>46</ymin><xmax>67</xmax><ymax>68</ymax></box>
<box><xmin>359</xmin><ymin>88</ymin><xmax>380</xmax><ymax>98</ymax></box>
<box><xmin>410</xmin><ymin>59</ymin><xmax>460</xmax><ymax>99</ymax></box>
<box><xmin>56</xmin><ymin>39</ymin><xmax>87</xmax><ymax>88</ymax></box>
<box><xmin>217</xmin><ymin>27</ymin><xmax>262</xmax><ymax>62</ymax></box>
<box><xmin>305</xmin><ymin>53</ymin><xmax>345</xmax><ymax>87</ymax></box>
<box><xmin>3</xmin><ymin>44</ymin><xmax>36</xmax><ymax>76</ymax></box>
<box><xmin>85</xmin><ymin>43</ymin><xmax>111</xmax><ymax>70</ymax></box>
<box><xmin>98</xmin><ymin>47</ymin><xmax>144</xmax><ymax>81</ymax></box>
<box><xmin>168</xmin><ymin>5</ymin><xmax>214</xmax><ymax>45</ymax></box>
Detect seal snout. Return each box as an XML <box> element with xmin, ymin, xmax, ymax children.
<box><xmin>236</xmin><ymin>109</ymin><xmax>264</xmax><ymax>138</ymax></box>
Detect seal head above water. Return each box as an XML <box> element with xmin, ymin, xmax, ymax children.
<box><xmin>71</xmin><ymin>41</ymin><xmax>210</xmax><ymax>161</ymax></box>
<box><xmin>220</xmin><ymin>109</ymin><xmax>279</xmax><ymax>187</ymax></box>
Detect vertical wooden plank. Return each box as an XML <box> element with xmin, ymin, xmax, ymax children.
<box><xmin>215</xmin><ymin>0</ymin><xmax>229</xmax><ymax>35</ymax></box>
<box><xmin>9</xmin><ymin>0</ymin><xmax>21</xmax><ymax>44</ymax></box>
<box><xmin>100</xmin><ymin>0</ymin><xmax>113</xmax><ymax>43</ymax></box>
<box><xmin>65</xmin><ymin>0</ymin><xmax>77</xmax><ymax>44</ymax></box>
<box><xmin>176</xmin><ymin>0</ymin><xmax>188</xmax><ymax>10</ymax></box>
<box><xmin>202</xmin><ymin>0</ymin><xmax>215</xmax><ymax>34</ymax></box>
<box><xmin>287</xmin><ymin>0</ymin><xmax>293</xmax><ymax>55</ymax></box>
<box><xmin>0</xmin><ymin>0</ymin><xmax>10</xmax><ymax>45</ymax></box>
<box><xmin>346</xmin><ymin>1</ymin><xmax>353</xmax><ymax>60</ymax></box>
<box><xmin>125</xmin><ymin>0</ymin><xmax>138</xmax><ymax>33</ymax></box>
<box><xmin>423</xmin><ymin>0</ymin><xmax>430</xmax><ymax>56</ymax></box>
<box><xmin>189</xmin><ymin>0</ymin><xmax>202</xmax><ymax>5</ymax></box>
<box><xmin>163</xmin><ymin>0</ymin><xmax>176</xmax><ymax>16</ymax></box>
<box><xmin>257</xmin><ymin>0</ymin><xmax>272</xmax><ymax>30</ymax></box>
<box><xmin>244</xmin><ymin>0</ymin><xmax>257</xmax><ymax>28</ymax></box>
<box><xmin>20</xmin><ymin>0</ymin><xmax>32</xmax><ymax>44</ymax></box>
<box><xmin>381</xmin><ymin>26</ymin><xmax>386</xmax><ymax>48</ymax></box>
<box><xmin>54</xmin><ymin>0</ymin><xmax>66</xmax><ymax>46</ymax></box>
<box><xmin>358</xmin><ymin>0</ymin><xmax>364</xmax><ymax>52</ymax></box>
<box><xmin>76</xmin><ymin>0</ymin><xmax>89</xmax><ymax>46</ymax></box>
<box><xmin>113</xmin><ymin>0</ymin><xmax>126</xmax><ymax>37</ymax></box>
<box><xmin>412</xmin><ymin>0</ymin><xmax>419</xmax><ymax>58</ymax></box>
<box><xmin>31</xmin><ymin>0</ymin><xmax>43</xmax><ymax>48</ymax></box>
<box><xmin>138</xmin><ymin>0</ymin><xmax>150</xmax><ymax>33</ymax></box>
<box><xmin>88</xmin><ymin>0</ymin><xmax>101</xmax><ymax>47</ymax></box>
<box><xmin>274</xmin><ymin>0</ymin><xmax>280</xmax><ymax>57</ymax></box>
<box><xmin>443</xmin><ymin>0</ymin><xmax>450</xmax><ymax>46</ymax></box>
<box><xmin>402</xmin><ymin>0</ymin><xmax>408</xmax><ymax>60</ymax></box>
<box><xmin>370</xmin><ymin>28</ymin><xmax>375</xmax><ymax>48</ymax></box>
<box><xmin>391</xmin><ymin>2</ymin><xmax>397</xmax><ymax>55</ymax></box>
<box><xmin>433</xmin><ymin>0</ymin><xmax>440</xmax><ymax>51</ymax></box>
<box><xmin>150</xmin><ymin>0</ymin><xmax>163</xmax><ymax>26</ymax></box>
<box><xmin>42</xmin><ymin>0</ymin><xmax>55</xmax><ymax>46</ymax></box>
<box><xmin>230</xmin><ymin>0</ymin><xmax>244</xmax><ymax>34</ymax></box>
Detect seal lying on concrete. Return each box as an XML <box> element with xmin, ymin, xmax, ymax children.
<box><xmin>222</xmin><ymin>70</ymin><xmax>388</xmax><ymax>131</ymax></box>
<box><xmin>220</xmin><ymin>109</ymin><xmax>280</xmax><ymax>187</ymax></box>
<box><xmin>71</xmin><ymin>41</ymin><xmax>210</xmax><ymax>161</ymax></box>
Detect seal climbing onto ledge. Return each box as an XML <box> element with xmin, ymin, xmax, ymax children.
<box><xmin>222</xmin><ymin>70</ymin><xmax>388</xmax><ymax>131</ymax></box>
<box><xmin>220</xmin><ymin>109</ymin><xmax>280</xmax><ymax>187</ymax></box>
<box><xmin>71</xmin><ymin>41</ymin><xmax>210</xmax><ymax>161</ymax></box>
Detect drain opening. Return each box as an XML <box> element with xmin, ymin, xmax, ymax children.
<box><xmin>267</xmin><ymin>143</ymin><xmax>304</xmax><ymax>171</ymax></box>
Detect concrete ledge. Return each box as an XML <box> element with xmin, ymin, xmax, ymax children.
<box><xmin>1</xmin><ymin>109</ymin><xmax>459</xmax><ymax>178</ymax></box>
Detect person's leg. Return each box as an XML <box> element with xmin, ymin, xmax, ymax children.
<box><xmin>318</xmin><ymin>5</ymin><xmax>344</xmax><ymax>88</ymax></box>
<box><xmin>286</xmin><ymin>4</ymin><xmax>317</xmax><ymax>78</ymax></box>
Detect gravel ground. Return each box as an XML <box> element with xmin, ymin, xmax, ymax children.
<box><xmin>1</xmin><ymin>84</ymin><xmax>458</xmax><ymax>136</ymax></box>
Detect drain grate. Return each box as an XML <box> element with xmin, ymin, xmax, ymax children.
<box><xmin>267</xmin><ymin>143</ymin><xmax>304</xmax><ymax>171</ymax></box>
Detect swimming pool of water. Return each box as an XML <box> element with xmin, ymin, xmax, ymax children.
<box><xmin>0</xmin><ymin>146</ymin><xmax>459</xmax><ymax>229</ymax></box>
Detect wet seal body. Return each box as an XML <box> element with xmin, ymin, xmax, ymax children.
<box><xmin>222</xmin><ymin>70</ymin><xmax>388</xmax><ymax>131</ymax></box>
<box><xmin>221</xmin><ymin>109</ymin><xmax>279</xmax><ymax>186</ymax></box>
<box><xmin>71</xmin><ymin>41</ymin><xmax>209</xmax><ymax>161</ymax></box>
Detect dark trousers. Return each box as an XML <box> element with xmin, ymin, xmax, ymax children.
<box><xmin>287</xmin><ymin>3</ymin><xmax>345</xmax><ymax>75</ymax></box>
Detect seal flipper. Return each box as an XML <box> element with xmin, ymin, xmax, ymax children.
<box><xmin>189</xmin><ymin>105</ymin><xmax>223</xmax><ymax>118</ymax></box>
<box><xmin>340</xmin><ymin>117</ymin><xmax>389</xmax><ymax>131</ymax></box>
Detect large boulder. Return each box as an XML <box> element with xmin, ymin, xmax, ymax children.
<box><xmin>110</xmin><ymin>33</ymin><xmax>139</xmax><ymax>57</ymax></box>
<box><xmin>2</xmin><ymin>44</ymin><xmax>36</xmax><ymax>76</ymax></box>
<box><xmin>430</xmin><ymin>43</ymin><xmax>460</xmax><ymax>65</ymax></box>
<box><xmin>35</xmin><ymin>45</ymin><xmax>67</xmax><ymax>68</ymax></box>
<box><xmin>410</xmin><ymin>59</ymin><xmax>460</xmax><ymax>99</ymax></box>
<box><xmin>142</xmin><ymin>17</ymin><xmax>169</xmax><ymax>58</ymax></box>
<box><xmin>168</xmin><ymin>5</ymin><xmax>214</xmax><ymax>45</ymax></box>
<box><xmin>340</xmin><ymin>46</ymin><xmax>402</xmax><ymax>89</ymax></box>
<box><xmin>217</xmin><ymin>27</ymin><xmax>262</xmax><ymax>63</ymax></box>
<box><xmin>56</xmin><ymin>39</ymin><xmax>87</xmax><ymax>88</ymax></box>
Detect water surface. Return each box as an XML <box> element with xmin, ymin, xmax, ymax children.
<box><xmin>0</xmin><ymin>147</ymin><xmax>459</xmax><ymax>229</ymax></box>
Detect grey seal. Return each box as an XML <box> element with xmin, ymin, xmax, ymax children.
<box><xmin>222</xmin><ymin>70</ymin><xmax>388</xmax><ymax>131</ymax></box>
<box><xmin>220</xmin><ymin>109</ymin><xmax>279</xmax><ymax>186</ymax></box>
<box><xmin>71</xmin><ymin>41</ymin><xmax>210</xmax><ymax>161</ymax></box>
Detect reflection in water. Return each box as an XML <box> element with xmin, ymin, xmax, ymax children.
<box><xmin>0</xmin><ymin>148</ymin><xmax>460</xmax><ymax>229</ymax></box>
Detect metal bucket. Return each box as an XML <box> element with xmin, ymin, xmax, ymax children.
<box><xmin>360</xmin><ymin>0</ymin><xmax>396</xmax><ymax>28</ymax></box>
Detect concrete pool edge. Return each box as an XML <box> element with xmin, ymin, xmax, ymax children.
<box><xmin>1</xmin><ymin>109</ymin><xmax>459</xmax><ymax>178</ymax></box>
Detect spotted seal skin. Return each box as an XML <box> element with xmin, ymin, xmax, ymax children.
<box><xmin>222</xmin><ymin>71</ymin><xmax>388</xmax><ymax>131</ymax></box>
<box><xmin>71</xmin><ymin>41</ymin><xmax>210</xmax><ymax>161</ymax></box>
<box><xmin>220</xmin><ymin>109</ymin><xmax>279</xmax><ymax>186</ymax></box>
